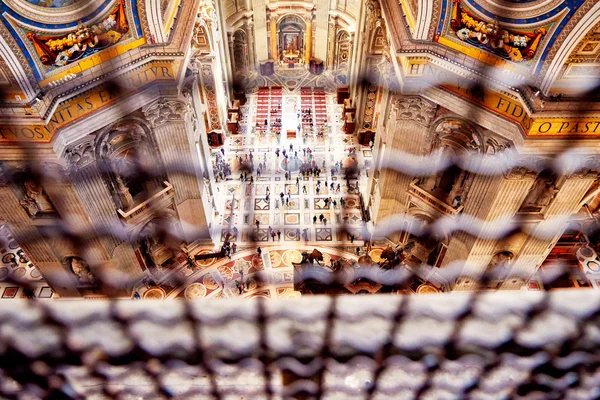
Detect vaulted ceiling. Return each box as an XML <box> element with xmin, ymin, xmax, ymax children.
<box><xmin>394</xmin><ymin>0</ymin><xmax>600</xmax><ymax>95</ymax></box>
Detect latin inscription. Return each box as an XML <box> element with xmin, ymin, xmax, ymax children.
<box><xmin>0</xmin><ymin>63</ymin><xmax>175</xmax><ymax>143</ymax></box>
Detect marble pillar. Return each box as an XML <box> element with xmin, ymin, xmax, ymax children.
<box><xmin>63</xmin><ymin>139</ymin><xmax>143</xmax><ymax>291</ymax></box>
<box><xmin>502</xmin><ymin>171</ymin><xmax>598</xmax><ymax>289</ymax></box>
<box><xmin>245</xmin><ymin>19</ymin><xmax>256</xmax><ymax>68</ymax></box>
<box><xmin>442</xmin><ymin>167</ymin><xmax>537</xmax><ymax>290</ymax></box>
<box><xmin>373</xmin><ymin>96</ymin><xmax>437</xmax><ymax>225</ymax></box>
<box><xmin>305</xmin><ymin>17</ymin><xmax>312</xmax><ymax>64</ymax></box>
<box><xmin>270</xmin><ymin>16</ymin><xmax>278</xmax><ymax>60</ymax></box>
<box><xmin>143</xmin><ymin>98</ymin><xmax>213</xmax><ymax>246</ymax></box>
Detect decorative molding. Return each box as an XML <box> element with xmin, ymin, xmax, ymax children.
<box><xmin>63</xmin><ymin>137</ymin><xmax>96</xmax><ymax>172</ymax></box>
<box><xmin>142</xmin><ymin>99</ymin><xmax>190</xmax><ymax>128</ymax></box>
<box><xmin>504</xmin><ymin>166</ymin><xmax>538</xmax><ymax>180</ymax></box>
<box><xmin>391</xmin><ymin>96</ymin><xmax>437</xmax><ymax>127</ymax></box>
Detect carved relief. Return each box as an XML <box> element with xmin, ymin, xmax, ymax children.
<box><xmin>19</xmin><ymin>180</ymin><xmax>55</xmax><ymax>217</ymax></box>
<box><xmin>520</xmin><ymin>177</ymin><xmax>559</xmax><ymax>212</ymax></box>
<box><xmin>64</xmin><ymin>139</ymin><xmax>96</xmax><ymax>172</ymax></box>
<box><xmin>392</xmin><ymin>96</ymin><xmax>437</xmax><ymax>127</ymax></box>
<box><xmin>64</xmin><ymin>256</ymin><xmax>96</xmax><ymax>286</ymax></box>
<box><xmin>143</xmin><ymin>99</ymin><xmax>190</xmax><ymax>128</ymax></box>
<box><xmin>504</xmin><ymin>166</ymin><xmax>538</xmax><ymax>180</ymax></box>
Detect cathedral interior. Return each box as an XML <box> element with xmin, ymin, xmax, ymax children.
<box><xmin>1</xmin><ymin>0</ymin><xmax>600</xmax><ymax>397</ymax></box>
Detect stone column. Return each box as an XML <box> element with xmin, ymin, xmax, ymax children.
<box><xmin>305</xmin><ymin>16</ymin><xmax>312</xmax><ymax>64</ymax></box>
<box><xmin>503</xmin><ymin>171</ymin><xmax>598</xmax><ymax>289</ymax></box>
<box><xmin>441</xmin><ymin>167</ymin><xmax>537</xmax><ymax>290</ymax></box>
<box><xmin>245</xmin><ymin>19</ymin><xmax>256</xmax><ymax>68</ymax></box>
<box><xmin>270</xmin><ymin>16</ymin><xmax>278</xmax><ymax>60</ymax></box>
<box><xmin>63</xmin><ymin>139</ymin><xmax>143</xmax><ymax>290</ymax></box>
<box><xmin>326</xmin><ymin>19</ymin><xmax>337</xmax><ymax>68</ymax></box>
<box><xmin>373</xmin><ymin>96</ymin><xmax>437</xmax><ymax>225</ymax></box>
<box><xmin>143</xmin><ymin>99</ymin><xmax>213</xmax><ymax>246</ymax></box>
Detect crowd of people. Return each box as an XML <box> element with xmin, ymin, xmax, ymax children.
<box><xmin>213</xmin><ymin>148</ymin><xmax>232</xmax><ymax>183</ymax></box>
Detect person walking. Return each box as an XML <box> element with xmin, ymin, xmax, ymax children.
<box><xmin>257</xmin><ymin>247</ymin><xmax>262</xmax><ymax>256</ymax></box>
<box><xmin>316</xmin><ymin>187</ymin><xmax>320</xmax><ymax>195</ymax></box>
<box><xmin>271</xmin><ymin>231</ymin><xmax>276</xmax><ymax>241</ymax></box>
<box><xmin>277</xmin><ymin>231</ymin><xmax>281</xmax><ymax>241</ymax></box>
<box><xmin>303</xmin><ymin>185</ymin><xmax>308</xmax><ymax>194</ymax></box>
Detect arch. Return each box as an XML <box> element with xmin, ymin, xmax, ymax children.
<box><xmin>368</xmin><ymin>22</ymin><xmax>386</xmax><ymax>55</ymax></box>
<box><xmin>539</xmin><ymin>2</ymin><xmax>600</xmax><ymax>93</ymax></box>
<box><xmin>277</xmin><ymin>14</ymin><xmax>306</xmax><ymax>62</ymax></box>
<box><xmin>429</xmin><ymin>116</ymin><xmax>484</xmax><ymax>155</ymax></box>
<box><xmin>276</xmin><ymin>13</ymin><xmax>307</xmax><ymax>27</ymax></box>
<box><xmin>94</xmin><ymin>118</ymin><xmax>164</xmax><ymax>211</ymax></box>
<box><xmin>232</xmin><ymin>28</ymin><xmax>249</xmax><ymax>75</ymax></box>
<box><xmin>145</xmin><ymin>0</ymin><xmax>166</xmax><ymax>43</ymax></box>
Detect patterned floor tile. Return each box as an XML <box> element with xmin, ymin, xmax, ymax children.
<box><xmin>284</xmin><ymin>213</ymin><xmax>301</xmax><ymax>225</ymax></box>
<box><xmin>284</xmin><ymin>228</ymin><xmax>301</xmax><ymax>241</ymax></box>
<box><xmin>315</xmin><ymin>228</ymin><xmax>333</xmax><ymax>241</ymax></box>
<box><xmin>284</xmin><ymin>184</ymin><xmax>299</xmax><ymax>195</ymax></box>
<box><xmin>254</xmin><ymin>198</ymin><xmax>270</xmax><ymax>210</ymax></box>
<box><xmin>248</xmin><ymin>228</ymin><xmax>269</xmax><ymax>242</ymax></box>
<box><xmin>253</xmin><ymin>213</ymin><xmax>270</xmax><ymax>226</ymax></box>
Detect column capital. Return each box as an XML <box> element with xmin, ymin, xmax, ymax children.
<box><xmin>391</xmin><ymin>95</ymin><xmax>437</xmax><ymax>127</ymax></box>
<box><xmin>503</xmin><ymin>166</ymin><xmax>538</xmax><ymax>180</ymax></box>
<box><xmin>142</xmin><ymin>98</ymin><xmax>191</xmax><ymax>128</ymax></box>
<box><xmin>64</xmin><ymin>137</ymin><xmax>96</xmax><ymax>172</ymax></box>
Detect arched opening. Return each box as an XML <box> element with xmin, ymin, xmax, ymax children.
<box><xmin>334</xmin><ymin>30</ymin><xmax>352</xmax><ymax>84</ymax></box>
<box><xmin>232</xmin><ymin>29</ymin><xmax>249</xmax><ymax>76</ymax></box>
<box><xmin>277</xmin><ymin>15</ymin><xmax>306</xmax><ymax>63</ymax></box>
<box><xmin>419</xmin><ymin>119</ymin><xmax>483</xmax><ymax>206</ymax></box>
<box><xmin>96</xmin><ymin>120</ymin><xmax>164</xmax><ymax>211</ymax></box>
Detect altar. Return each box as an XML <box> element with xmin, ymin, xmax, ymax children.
<box><xmin>283</xmin><ymin>50</ymin><xmax>300</xmax><ymax>64</ymax></box>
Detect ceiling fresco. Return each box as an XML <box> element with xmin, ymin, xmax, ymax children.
<box><xmin>435</xmin><ymin>0</ymin><xmax>587</xmax><ymax>72</ymax></box>
<box><xmin>23</xmin><ymin>0</ymin><xmax>83</xmax><ymax>7</ymax></box>
<box><xmin>0</xmin><ymin>0</ymin><xmax>143</xmax><ymax>81</ymax></box>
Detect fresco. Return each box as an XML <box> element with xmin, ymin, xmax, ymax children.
<box><xmin>444</xmin><ymin>0</ymin><xmax>549</xmax><ymax>64</ymax></box>
<box><xmin>24</xmin><ymin>0</ymin><xmax>82</xmax><ymax>7</ymax></box>
<box><xmin>26</xmin><ymin>0</ymin><xmax>130</xmax><ymax>71</ymax></box>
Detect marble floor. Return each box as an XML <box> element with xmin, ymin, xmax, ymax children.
<box><xmin>134</xmin><ymin>86</ymin><xmax>381</xmax><ymax>300</ymax></box>
<box><xmin>211</xmin><ymin>89</ymin><xmax>373</xmax><ymax>248</ymax></box>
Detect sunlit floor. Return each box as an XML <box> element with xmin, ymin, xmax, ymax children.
<box><xmin>134</xmin><ymin>88</ymin><xmax>387</xmax><ymax>300</ymax></box>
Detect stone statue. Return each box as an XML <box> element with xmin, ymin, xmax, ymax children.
<box><xmin>70</xmin><ymin>257</ymin><xmax>96</xmax><ymax>285</ymax></box>
<box><xmin>522</xmin><ymin>178</ymin><xmax>557</xmax><ymax>209</ymax></box>
<box><xmin>20</xmin><ymin>180</ymin><xmax>54</xmax><ymax>216</ymax></box>
<box><xmin>538</xmin><ymin>182</ymin><xmax>558</xmax><ymax>207</ymax></box>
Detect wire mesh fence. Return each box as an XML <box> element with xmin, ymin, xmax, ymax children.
<box><xmin>1</xmin><ymin>3</ymin><xmax>600</xmax><ymax>395</ymax></box>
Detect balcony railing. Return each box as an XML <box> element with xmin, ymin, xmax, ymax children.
<box><xmin>408</xmin><ymin>179</ymin><xmax>464</xmax><ymax>216</ymax></box>
<box><xmin>117</xmin><ymin>181</ymin><xmax>175</xmax><ymax>223</ymax></box>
